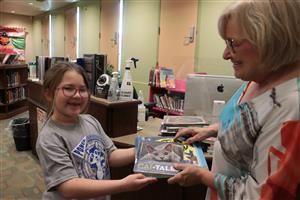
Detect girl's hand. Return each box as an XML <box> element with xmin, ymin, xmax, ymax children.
<box><xmin>120</xmin><ymin>174</ymin><xmax>157</xmax><ymax>192</ymax></box>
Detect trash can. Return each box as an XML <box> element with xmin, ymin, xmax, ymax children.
<box><xmin>11</xmin><ymin>117</ymin><xmax>31</xmax><ymax>151</ymax></box>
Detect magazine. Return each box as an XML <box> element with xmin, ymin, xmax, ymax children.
<box><xmin>133</xmin><ymin>136</ymin><xmax>208</xmax><ymax>178</ymax></box>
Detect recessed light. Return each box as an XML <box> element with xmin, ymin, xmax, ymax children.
<box><xmin>29</xmin><ymin>2</ymin><xmax>33</xmax><ymax>5</ymax></box>
<box><xmin>11</xmin><ymin>11</ymin><xmax>15</xmax><ymax>13</ymax></box>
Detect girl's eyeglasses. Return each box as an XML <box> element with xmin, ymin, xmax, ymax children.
<box><xmin>57</xmin><ymin>86</ymin><xmax>89</xmax><ymax>98</ymax></box>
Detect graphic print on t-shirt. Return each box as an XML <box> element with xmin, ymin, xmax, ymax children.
<box><xmin>72</xmin><ymin>135</ymin><xmax>110</xmax><ymax>180</ymax></box>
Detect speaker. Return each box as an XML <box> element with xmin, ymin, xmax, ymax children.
<box><xmin>83</xmin><ymin>54</ymin><xmax>107</xmax><ymax>95</ymax></box>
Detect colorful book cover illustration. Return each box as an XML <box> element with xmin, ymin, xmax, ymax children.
<box><xmin>160</xmin><ymin>67</ymin><xmax>175</xmax><ymax>88</ymax></box>
<box><xmin>133</xmin><ymin>136</ymin><xmax>208</xmax><ymax>178</ymax></box>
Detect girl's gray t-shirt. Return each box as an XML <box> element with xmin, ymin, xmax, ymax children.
<box><xmin>36</xmin><ymin>114</ymin><xmax>117</xmax><ymax>200</ymax></box>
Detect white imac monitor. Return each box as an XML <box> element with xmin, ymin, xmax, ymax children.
<box><xmin>184</xmin><ymin>74</ymin><xmax>243</xmax><ymax>123</ymax></box>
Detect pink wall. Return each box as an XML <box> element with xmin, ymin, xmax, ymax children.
<box><xmin>0</xmin><ymin>12</ymin><xmax>34</xmax><ymax>62</ymax></box>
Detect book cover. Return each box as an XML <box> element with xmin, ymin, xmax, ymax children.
<box><xmin>133</xmin><ymin>136</ymin><xmax>208</xmax><ymax>178</ymax></box>
<box><xmin>162</xmin><ymin>115</ymin><xmax>208</xmax><ymax>126</ymax></box>
<box><xmin>159</xmin><ymin>67</ymin><xmax>175</xmax><ymax>88</ymax></box>
<box><xmin>166</xmin><ymin>74</ymin><xmax>175</xmax><ymax>89</ymax></box>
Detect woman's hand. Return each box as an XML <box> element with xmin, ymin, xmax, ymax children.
<box><xmin>120</xmin><ymin>174</ymin><xmax>157</xmax><ymax>192</ymax></box>
<box><xmin>175</xmin><ymin>123</ymin><xmax>219</xmax><ymax>144</ymax></box>
<box><xmin>167</xmin><ymin>164</ymin><xmax>214</xmax><ymax>188</ymax></box>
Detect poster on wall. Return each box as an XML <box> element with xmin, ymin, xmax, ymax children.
<box><xmin>0</xmin><ymin>26</ymin><xmax>26</xmax><ymax>63</ymax></box>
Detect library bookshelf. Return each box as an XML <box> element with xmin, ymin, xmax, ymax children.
<box><xmin>149</xmin><ymin>79</ymin><xmax>186</xmax><ymax>118</ymax></box>
<box><xmin>0</xmin><ymin>64</ymin><xmax>28</xmax><ymax>120</ymax></box>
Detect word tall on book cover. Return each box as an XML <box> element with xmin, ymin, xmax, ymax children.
<box><xmin>133</xmin><ymin>136</ymin><xmax>207</xmax><ymax>178</ymax></box>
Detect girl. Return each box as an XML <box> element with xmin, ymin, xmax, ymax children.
<box><xmin>36</xmin><ymin>62</ymin><xmax>156</xmax><ymax>200</ymax></box>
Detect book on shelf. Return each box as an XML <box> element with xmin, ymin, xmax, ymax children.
<box><xmin>7</xmin><ymin>54</ymin><xmax>19</xmax><ymax>64</ymax></box>
<box><xmin>152</xmin><ymin>93</ymin><xmax>184</xmax><ymax>114</ymax></box>
<box><xmin>2</xmin><ymin>54</ymin><xmax>10</xmax><ymax>64</ymax></box>
<box><xmin>160</xmin><ymin>115</ymin><xmax>208</xmax><ymax>136</ymax></box>
<box><xmin>133</xmin><ymin>136</ymin><xmax>208</xmax><ymax>178</ymax></box>
<box><xmin>160</xmin><ymin>67</ymin><xmax>175</xmax><ymax>88</ymax></box>
<box><xmin>148</xmin><ymin>69</ymin><xmax>155</xmax><ymax>86</ymax></box>
<box><xmin>1</xmin><ymin>54</ymin><xmax>20</xmax><ymax>64</ymax></box>
<box><xmin>154</xmin><ymin>68</ymin><xmax>160</xmax><ymax>87</ymax></box>
<box><xmin>6</xmin><ymin>71</ymin><xmax>21</xmax><ymax>87</ymax></box>
<box><xmin>0</xmin><ymin>53</ymin><xmax>6</xmax><ymax>64</ymax></box>
<box><xmin>3</xmin><ymin>87</ymin><xmax>26</xmax><ymax>104</ymax></box>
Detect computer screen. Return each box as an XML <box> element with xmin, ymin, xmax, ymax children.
<box><xmin>184</xmin><ymin>74</ymin><xmax>243</xmax><ymax>123</ymax></box>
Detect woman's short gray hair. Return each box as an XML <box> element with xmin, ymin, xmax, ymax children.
<box><xmin>218</xmin><ymin>0</ymin><xmax>300</xmax><ymax>71</ymax></box>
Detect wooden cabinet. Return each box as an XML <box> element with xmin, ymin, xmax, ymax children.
<box><xmin>148</xmin><ymin>79</ymin><xmax>186</xmax><ymax>118</ymax></box>
<box><xmin>88</xmin><ymin>96</ymin><xmax>139</xmax><ymax>137</ymax></box>
<box><xmin>0</xmin><ymin>64</ymin><xmax>28</xmax><ymax>120</ymax></box>
<box><xmin>27</xmin><ymin>80</ymin><xmax>46</xmax><ymax>156</ymax></box>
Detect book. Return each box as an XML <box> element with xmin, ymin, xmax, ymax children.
<box><xmin>2</xmin><ymin>54</ymin><xmax>10</xmax><ymax>64</ymax></box>
<box><xmin>3</xmin><ymin>54</ymin><xmax>19</xmax><ymax>64</ymax></box>
<box><xmin>154</xmin><ymin>68</ymin><xmax>160</xmax><ymax>87</ymax></box>
<box><xmin>0</xmin><ymin>53</ymin><xmax>6</xmax><ymax>64</ymax></box>
<box><xmin>133</xmin><ymin>136</ymin><xmax>208</xmax><ymax>178</ymax></box>
<box><xmin>160</xmin><ymin>115</ymin><xmax>208</xmax><ymax>136</ymax></box>
<box><xmin>159</xmin><ymin>67</ymin><xmax>175</xmax><ymax>88</ymax></box>
<box><xmin>161</xmin><ymin>115</ymin><xmax>207</xmax><ymax>126</ymax></box>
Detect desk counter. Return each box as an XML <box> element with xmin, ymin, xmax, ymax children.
<box><xmin>112</xmin><ymin>118</ymin><xmax>162</xmax><ymax>147</ymax></box>
<box><xmin>110</xmin><ymin>118</ymin><xmax>209</xmax><ymax>200</ymax></box>
<box><xmin>112</xmin><ymin>118</ymin><xmax>213</xmax><ymax>160</ymax></box>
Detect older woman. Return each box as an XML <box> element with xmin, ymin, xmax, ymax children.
<box><xmin>168</xmin><ymin>1</ymin><xmax>300</xmax><ymax>199</ymax></box>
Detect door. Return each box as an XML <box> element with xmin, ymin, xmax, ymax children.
<box><xmin>41</xmin><ymin>15</ymin><xmax>49</xmax><ymax>56</ymax></box>
<box><xmin>64</xmin><ymin>7</ymin><xmax>77</xmax><ymax>60</ymax></box>
<box><xmin>100</xmin><ymin>0</ymin><xmax>120</xmax><ymax>71</ymax></box>
<box><xmin>158</xmin><ymin>0</ymin><xmax>198</xmax><ymax>80</ymax></box>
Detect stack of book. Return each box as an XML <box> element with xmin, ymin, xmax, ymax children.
<box><xmin>160</xmin><ymin>115</ymin><xmax>208</xmax><ymax>136</ymax></box>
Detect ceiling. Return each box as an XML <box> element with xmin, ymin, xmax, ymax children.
<box><xmin>0</xmin><ymin>0</ymin><xmax>78</xmax><ymax>16</ymax></box>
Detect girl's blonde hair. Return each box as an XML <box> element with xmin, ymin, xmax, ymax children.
<box><xmin>43</xmin><ymin>62</ymin><xmax>90</xmax><ymax>116</ymax></box>
<box><xmin>218</xmin><ymin>0</ymin><xmax>300</xmax><ymax>72</ymax></box>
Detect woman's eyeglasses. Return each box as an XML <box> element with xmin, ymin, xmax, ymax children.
<box><xmin>225</xmin><ymin>38</ymin><xmax>247</xmax><ymax>53</ymax></box>
<box><xmin>57</xmin><ymin>86</ymin><xmax>89</xmax><ymax>98</ymax></box>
